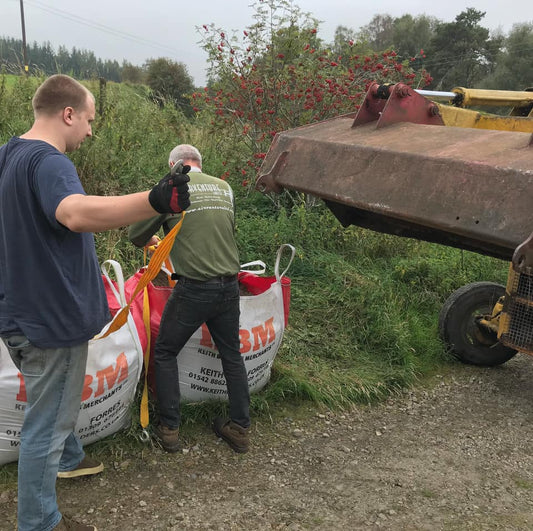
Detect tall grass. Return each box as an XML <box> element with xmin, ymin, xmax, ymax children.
<box><xmin>233</xmin><ymin>205</ymin><xmax>508</xmax><ymax>414</ymax></box>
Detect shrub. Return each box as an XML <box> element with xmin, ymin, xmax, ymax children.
<box><xmin>192</xmin><ymin>0</ymin><xmax>432</xmax><ymax>191</ymax></box>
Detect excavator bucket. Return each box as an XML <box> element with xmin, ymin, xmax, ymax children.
<box><xmin>256</xmin><ymin>83</ymin><xmax>533</xmax><ymax>261</ymax></box>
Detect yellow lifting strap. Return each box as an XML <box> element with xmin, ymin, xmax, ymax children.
<box><xmin>98</xmin><ymin>212</ymin><xmax>185</xmax><ymax>339</ymax></box>
<box><xmin>95</xmin><ymin>212</ymin><xmax>186</xmax><ymax>436</ymax></box>
<box><xmin>139</xmin><ymin>235</ymin><xmax>178</xmax><ymax>432</ymax></box>
<box><xmin>139</xmin><ymin>284</ymin><xmax>152</xmax><ymax>431</ymax></box>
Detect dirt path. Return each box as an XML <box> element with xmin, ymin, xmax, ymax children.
<box><xmin>1</xmin><ymin>354</ymin><xmax>533</xmax><ymax>530</ymax></box>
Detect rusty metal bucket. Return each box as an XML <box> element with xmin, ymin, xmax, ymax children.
<box><xmin>256</xmin><ymin>84</ymin><xmax>533</xmax><ymax>260</ymax></box>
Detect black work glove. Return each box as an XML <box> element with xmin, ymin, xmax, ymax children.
<box><xmin>149</xmin><ymin>162</ymin><xmax>191</xmax><ymax>213</ymax></box>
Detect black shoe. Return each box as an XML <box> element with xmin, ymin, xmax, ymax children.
<box><xmin>213</xmin><ymin>417</ymin><xmax>250</xmax><ymax>453</ymax></box>
<box><xmin>153</xmin><ymin>424</ymin><xmax>180</xmax><ymax>453</ymax></box>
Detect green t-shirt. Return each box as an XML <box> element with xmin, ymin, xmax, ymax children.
<box><xmin>129</xmin><ymin>171</ymin><xmax>240</xmax><ymax>280</ymax></box>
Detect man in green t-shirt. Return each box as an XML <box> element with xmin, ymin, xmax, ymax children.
<box><xmin>129</xmin><ymin>144</ymin><xmax>250</xmax><ymax>454</ymax></box>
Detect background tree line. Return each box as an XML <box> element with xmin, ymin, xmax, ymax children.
<box><xmin>1</xmin><ymin>7</ymin><xmax>531</xmax><ymax>97</ymax></box>
<box><xmin>0</xmin><ymin>38</ymin><xmax>195</xmax><ymax>115</ymax></box>
<box><xmin>347</xmin><ymin>8</ymin><xmax>532</xmax><ymax>90</ymax></box>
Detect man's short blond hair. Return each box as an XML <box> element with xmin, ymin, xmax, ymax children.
<box><xmin>168</xmin><ymin>144</ymin><xmax>202</xmax><ymax>167</ymax></box>
<box><xmin>32</xmin><ymin>74</ymin><xmax>93</xmax><ymax>117</ymax></box>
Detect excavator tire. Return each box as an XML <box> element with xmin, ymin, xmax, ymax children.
<box><xmin>439</xmin><ymin>282</ymin><xmax>518</xmax><ymax>366</ymax></box>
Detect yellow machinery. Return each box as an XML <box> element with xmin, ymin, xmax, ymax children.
<box><xmin>427</xmin><ymin>86</ymin><xmax>533</xmax><ymax>131</ymax></box>
<box><xmin>256</xmin><ymin>83</ymin><xmax>533</xmax><ymax>366</ymax></box>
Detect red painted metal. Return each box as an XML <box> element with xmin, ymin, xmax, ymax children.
<box><xmin>352</xmin><ymin>83</ymin><xmax>445</xmax><ymax>128</ymax></box>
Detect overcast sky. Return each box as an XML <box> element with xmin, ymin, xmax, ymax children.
<box><xmin>2</xmin><ymin>0</ymin><xmax>531</xmax><ymax>85</ymax></box>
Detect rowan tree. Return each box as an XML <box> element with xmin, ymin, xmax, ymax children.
<box><xmin>193</xmin><ymin>0</ymin><xmax>432</xmax><ymax>197</ymax></box>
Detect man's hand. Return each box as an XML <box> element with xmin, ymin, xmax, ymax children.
<box><xmin>145</xmin><ymin>235</ymin><xmax>161</xmax><ymax>254</ymax></box>
<box><xmin>149</xmin><ymin>163</ymin><xmax>191</xmax><ymax>213</ymax></box>
<box><xmin>512</xmin><ymin>232</ymin><xmax>533</xmax><ymax>274</ymax></box>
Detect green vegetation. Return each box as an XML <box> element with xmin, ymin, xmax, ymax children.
<box><xmin>194</xmin><ymin>2</ymin><xmax>431</xmax><ymax>184</ymax></box>
<box><xmin>0</xmin><ymin>73</ymin><xmax>509</xmax><ymax>419</ymax></box>
<box><xmin>514</xmin><ymin>476</ymin><xmax>533</xmax><ymax>490</ymax></box>
<box><xmin>0</xmin><ymin>0</ymin><xmax>526</xmax><ymax>488</ymax></box>
<box><xmin>0</xmin><ymin>70</ymin><xmax>510</xmax><ymax>487</ymax></box>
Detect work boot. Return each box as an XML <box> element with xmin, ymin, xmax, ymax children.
<box><xmin>213</xmin><ymin>417</ymin><xmax>250</xmax><ymax>453</ymax></box>
<box><xmin>153</xmin><ymin>424</ymin><xmax>180</xmax><ymax>453</ymax></box>
<box><xmin>57</xmin><ymin>456</ymin><xmax>104</xmax><ymax>479</ymax></box>
<box><xmin>53</xmin><ymin>515</ymin><xmax>97</xmax><ymax>530</ymax></box>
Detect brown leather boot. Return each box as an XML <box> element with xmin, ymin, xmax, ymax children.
<box><xmin>213</xmin><ymin>417</ymin><xmax>250</xmax><ymax>453</ymax></box>
<box><xmin>153</xmin><ymin>424</ymin><xmax>180</xmax><ymax>453</ymax></box>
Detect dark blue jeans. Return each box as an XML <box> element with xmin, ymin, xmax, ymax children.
<box><xmin>154</xmin><ymin>276</ymin><xmax>250</xmax><ymax>429</ymax></box>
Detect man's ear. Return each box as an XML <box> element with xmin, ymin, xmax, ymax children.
<box><xmin>63</xmin><ymin>106</ymin><xmax>74</xmax><ymax>124</ymax></box>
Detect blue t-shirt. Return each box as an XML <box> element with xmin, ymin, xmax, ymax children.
<box><xmin>0</xmin><ymin>137</ymin><xmax>110</xmax><ymax>348</ymax></box>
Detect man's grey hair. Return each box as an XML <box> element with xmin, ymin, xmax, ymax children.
<box><xmin>168</xmin><ymin>144</ymin><xmax>202</xmax><ymax>167</ymax></box>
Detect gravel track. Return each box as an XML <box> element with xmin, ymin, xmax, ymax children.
<box><xmin>1</xmin><ymin>354</ymin><xmax>532</xmax><ymax>530</ymax></box>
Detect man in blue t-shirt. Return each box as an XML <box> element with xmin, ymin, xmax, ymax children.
<box><xmin>0</xmin><ymin>74</ymin><xmax>191</xmax><ymax>531</ymax></box>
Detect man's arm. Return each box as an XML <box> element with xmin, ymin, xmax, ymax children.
<box><xmin>55</xmin><ymin>192</ymin><xmax>157</xmax><ymax>232</ymax></box>
<box><xmin>55</xmin><ymin>167</ymin><xmax>191</xmax><ymax>232</ymax></box>
<box><xmin>128</xmin><ymin>213</ymin><xmax>168</xmax><ymax>247</ymax></box>
<box><xmin>56</xmin><ymin>168</ymin><xmax>191</xmax><ymax>233</ymax></box>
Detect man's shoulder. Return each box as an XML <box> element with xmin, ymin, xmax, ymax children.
<box><xmin>7</xmin><ymin>138</ymin><xmax>66</xmax><ymax>163</ymax></box>
<box><xmin>191</xmin><ymin>172</ymin><xmax>233</xmax><ymax>188</ymax></box>
<box><xmin>0</xmin><ymin>138</ymin><xmax>70</xmax><ymax>177</ymax></box>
